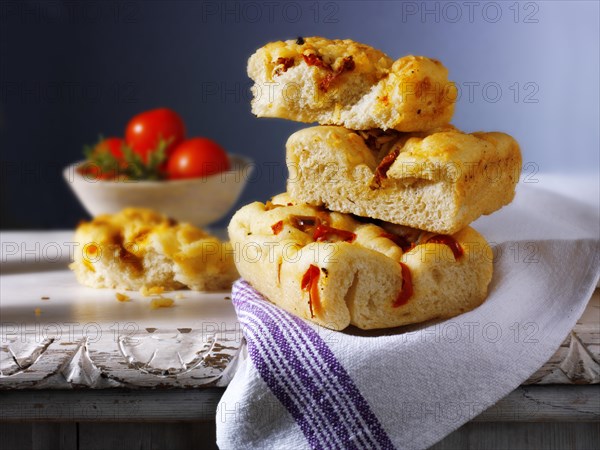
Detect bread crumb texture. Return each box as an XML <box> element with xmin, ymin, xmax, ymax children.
<box><xmin>115</xmin><ymin>292</ymin><xmax>131</xmax><ymax>302</ymax></box>
<box><xmin>150</xmin><ymin>297</ymin><xmax>175</xmax><ymax>310</ymax></box>
<box><xmin>140</xmin><ymin>285</ymin><xmax>165</xmax><ymax>297</ymax></box>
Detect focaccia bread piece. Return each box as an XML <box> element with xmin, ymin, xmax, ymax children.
<box><xmin>228</xmin><ymin>194</ymin><xmax>493</xmax><ymax>331</ymax></box>
<box><xmin>70</xmin><ymin>208</ymin><xmax>238</xmax><ymax>291</ymax></box>
<box><xmin>248</xmin><ymin>37</ymin><xmax>455</xmax><ymax>131</ymax></box>
<box><xmin>286</xmin><ymin>125</ymin><xmax>521</xmax><ymax>235</ymax></box>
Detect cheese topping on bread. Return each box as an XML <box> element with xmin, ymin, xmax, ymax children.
<box><xmin>70</xmin><ymin>208</ymin><xmax>238</xmax><ymax>291</ymax></box>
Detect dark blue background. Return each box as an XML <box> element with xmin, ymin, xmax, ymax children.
<box><xmin>1</xmin><ymin>1</ymin><xmax>598</xmax><ymax>229</ymax></box>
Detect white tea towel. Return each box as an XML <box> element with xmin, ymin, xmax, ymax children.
<box><xmin>216</xmin><ymin>184</ymin><xmax>600</xmax><ymax>450</ymax></box>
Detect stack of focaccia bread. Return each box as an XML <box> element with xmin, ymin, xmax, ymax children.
<box><xmin>229</xmin><ymin>37</ymin><xmax>522</xmax><ymax>331</ymax></box>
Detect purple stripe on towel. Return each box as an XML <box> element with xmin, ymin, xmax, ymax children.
<box><xmin>233</xmin><ymin>279</ymin><xmax>395</xmax><ymax>450</ymax></box>
<box><xmin>238</xmin><ymin>309</ymin><xmax>353</xmax><ymax>449</ymax></box>
<box><xmin>253</xmin><ymin>299</ymin><xmax>374</xmax><ymax>449</ymax></box>
<box><xmin>238</xmin><ymin>313</ymin><xmax>330</xmax><ymax>449</ymax></box>
<box><xmin>242</xmin><ymin>305</ymin><xmax>368</xmax><ymax>449</ymax></box>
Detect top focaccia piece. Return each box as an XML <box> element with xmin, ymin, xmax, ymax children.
<box><xmin>247</xmin><ymin>37</ymin><xmax>456</xmax><ymax>131</ymax></box>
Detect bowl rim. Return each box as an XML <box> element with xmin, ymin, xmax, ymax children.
<box><xmin>64</xmin><ymin>153</ymin><xmax>254</xmax><ymax>186</ymax></box>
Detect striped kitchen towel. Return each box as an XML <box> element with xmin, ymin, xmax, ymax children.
<box><xmin>216</xmin><ymin>186</ymin><xmax>600</xmax><ymax>450</ymax></box>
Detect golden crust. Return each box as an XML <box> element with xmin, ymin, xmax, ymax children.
<box><xmin>387</xmin><ymin>129</ymin><xmax>520</xmax><ymax>179</ymax></box>
<box><xmin>228</xmin><ymin>196</ymin><xmax>493</xmax><ymax>330</ymax></box>
<box><xmin>70</xmin><ymin>208</ymin><xmax>238</xmax><ymax>291</ymax></box>
<box><xmin>73</xmin><ymin>208</ymin><xmax>178</xmax><ymax>254</ymax></box>
<box><xmin>286</xmin><ymin>126</ymin><xmax>522</xmax><ymax>234</ymax></box>
<box><xmin>257</xmin><ymin>37</ymin><xmax>392</xmax><ymax>83</ymax></box>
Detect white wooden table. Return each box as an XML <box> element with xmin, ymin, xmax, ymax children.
<box><xmin>2</xmin><ymin>168</ymin><xmax>600</xmax><ymax>450</ymax></box>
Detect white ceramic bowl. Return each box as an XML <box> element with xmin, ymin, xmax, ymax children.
<box><xmin>63</xmin><ymin>155</ymin><xmax>253</xmax><ymax>226</ymax></box>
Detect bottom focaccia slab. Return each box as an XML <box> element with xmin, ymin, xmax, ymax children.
<box><xmin>228</xmin><ymin>194</ymin><xmax>493</xmax><ymax>330</ymax></box>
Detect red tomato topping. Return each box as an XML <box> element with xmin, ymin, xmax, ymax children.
<box><xmin>271</xmin><ymin>220</ymin><xmax>284</xmax><ymax>235</ymax></box>
<box><xmin>275</xmin><ymin>57</ymin><xmax>294</xmax><ymax>75</ymax></box>
<box><xmin>373</xmin><ymin>149</ymin><xmax>400</xmax><ymax>187</ymax></box>
<box><xmin>426</xmin><ymin>234</ymin><xmax>464</xmax><ymax>260</ymax></box>
<box><xmin>302</xmin><ymin>53</ymin><xmax>328</xmax><ymax>68</ymax></box>
<box><xmin>313</xmin><ymin>224</ymin><xmax>356</xmax><ymax>243</ymax></box>
<box><xmin>301</xmin><ymin>264</ymin><xmax>321</xmax><ymax>318</ymax></box>
<box><xmin>319</xmin><ymin>56</ymin><xmax>355</xmax><ymax>92</ymax></box>
<box><xmin>393</xmin><ymin>262</ymin><xmax>413</xmax><ymax>307</ymax></box>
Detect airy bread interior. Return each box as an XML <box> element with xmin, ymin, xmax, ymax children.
<box><xmin>286</xmin><ymin>126</ymin><xmax>521</xmax><ymax>234</ymax></box>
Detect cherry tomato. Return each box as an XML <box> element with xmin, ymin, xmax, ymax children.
<box><xmin>94</xmin><ymin>137</ymin><xmax>125</xmax><ymax>159</ymax></box>
<box><xmin>79</xmin><ymin>137</ymin><xmax>125</xmax><ymax>180</ymax></box>
<box><xmin>166</xmin><ymin>138</ymin><xmax>231</xmax><ymax>179</ymax></box>
<box><xmin>125</xmin><ymin>108</ymin><xmax>185</xmax><ymax>161</ymax></box>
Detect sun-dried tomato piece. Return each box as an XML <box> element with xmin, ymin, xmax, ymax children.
<box><xmin>426</xmin><ymin>234</ymin><xmax>464</xmax><ymax>260</ymax></box>
<box><xmin>275</xmin><ymin>57</ymin><xmax>294</xmax><ymax>75</ymax></box>
<box><xmin>339</xmin><ymin>56</ymin><xmax>355</xmax><ymax>73</ymax></box>
<box><xmin>373</xmin><ymin>149</ymin><xmax>400</xmax><ymax>187</ymax></box>
<box><xmin>271</xmin><ymin>220</ymin><xmax>284</xmax><ymax>235</ymax></box>
<box><xmin>393</xmin><ymin>262</ymin><xmax>413</xmax><ymax>307</ymax></box>
<box><xmin>319</xmin><ymin>73</ymin><xmax>336</xmax><ymax>92</ymax></box>
<box><xmin>318</xmin><ymin>56</ymin><xmax>356</xmax><ymax>92</ymax></box>
<box><xmin>313</xmin><ymin>224</ymin><xmax>356</xmax><ymax>243</ymax></box>
<box><xmin>303</xmin><ymin>53</ymin><xmax>328</xmax><ymax>69</ymax></box>
<box><xmin>301</xmin><ymin>264</ymin><xmax>321</xmax><ymax>318</ymax></box>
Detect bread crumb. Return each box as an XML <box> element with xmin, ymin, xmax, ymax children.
<box><xmin>34</xmin><ymin>307</ymin><xmax>42</xmax><ymax>316</ymax></box>
<box><xmin>41</xmin><ymin>296</ymin><xmax>50</xmax><ymax>300</ymax></box>
<box><xmin>150</xmin><ymin>296</ymin><xmax>174</xmax><ymax>309</ymax></box>
<box><xmin>116</xmin><ymin>292</ymin><xmax>131</xmax><ymax>302</ymax></box>
<box><xmin>140</xmin><ymin>286</ymin><xmax>165</xmax><ymax>297</ymax></box>
<box><xmin>82</xmin><ymin>259</ymin><xmax>95</xmax><ymax>272</ymax></box>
